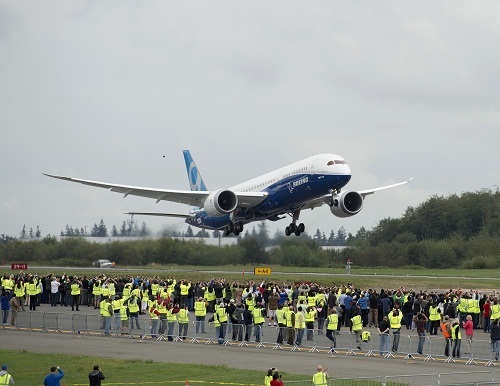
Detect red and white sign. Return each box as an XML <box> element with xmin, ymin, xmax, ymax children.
<box><xmin>11</xmin><ymin>263</ymin><xmax>28</xmax><ymax>270</ymax></box>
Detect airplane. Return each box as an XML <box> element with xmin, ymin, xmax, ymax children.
<box><xmin>44</xmin><ymin>150</ymin><xmax>411</xmax><ymax>237</ymax></box>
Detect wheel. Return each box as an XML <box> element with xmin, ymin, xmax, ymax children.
<box><xmin>227</xmin><ymin>222</ymin><xmax>234</xmax><ymax>233</ymax></box>
<box><xmin>223</xmin><ymin>227</ymin><xmax>231</xmax><ymax>236</ymax></box>
<box><xmin>298</xmin><ymin>223</ymin><xmax>305</xmax><ymax>233</ymax></box>
<box><xmin>233</xmin><ymin>230</ymin><xmax>240</xmax><ymax>236</ymax></box>
<box><xmin>294</xmin><ymin>228</ymin><xmax>301</xmax><ymax>236</ymax></box>
<box><xmin>235</xmin><ymin>223</ymin><xmax>244</xmax><ymax>233</ymax></box>
<box><xmin>285</xmin><ymin>226</ymin><xmax>291</xmax><ymax>236</ymax></box>
<box><xmin>289</xmin><ymin>223</ymin><xmax>296</xmax><ymax>232</ymax></box>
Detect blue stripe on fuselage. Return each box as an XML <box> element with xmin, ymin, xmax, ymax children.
<box><xmin>185</xmin><ymin>173</ymin><xmax>350</xmax><ymax>229</ymax></box>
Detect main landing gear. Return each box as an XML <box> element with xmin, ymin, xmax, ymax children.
<box><xmin>285</xmin><ymin>210</ymin><xmax>305</xmax><ymax>236</ymax></box>
<box><xmin>285</xmin><ymin>222</ymin><xmax>305</xmax><ymax>236</ymax></box>
<box><xmin>224</xmin><ymin>222</ymin><xmax>243</xmax><ymax>236</ymax></box>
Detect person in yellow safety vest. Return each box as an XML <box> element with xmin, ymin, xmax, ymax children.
<box><xmin>458</xmin><ymin>295</ymin><xmax>468</xmax><ymax>322</ymax></box>
<box><xmin>141</xmin><ymin>287</ymin><xmax>149</xmax><ymax>314</ymax></box>
<box><xmin>101</xmin><ymin>284</ymin><xmax>110</xmax><ymax>299</ymax></box>
<box><xmin>99</xmin><ymin>296</ymin><xmax>113</xmax><ymax>335</ymax></box>
<box><xmin>166</xmin><ymin>303</ymin><xmax>178</xmax><ymax>341</ymax></box>
<box><xmin>151</xmin><ymin>281</ymin><xmax>159</xmax><ymax>297</ymax></box>
<box><xmin>428</xmin><ymin>302</ymin><xmax>441</xmax><ymax>335</ymax></box>
<box><xmin>148</xmin><ymin>296</ymin><xmax>160</xmax><ymax>339</ymax></box>
<box><xmin>285</xmin><ymin>305</ymin><xmax>295</xmax><ymax>345</ymax></box>
<box><xmin>312</xmin><ymin>365</ymin><xmax>328</xmax><ymax>386</ymax></box>
<box><xmin>128</xmin><ymin>294</ymin><xmax>141</xmax><ymax>331</ymax></box>
<box><xmin>264</xmin><ymin>368</ymin><xmax>274</xmax><ymax>386</ymax></box>
<box><xmin>120</xmin><ymin>297</ymin><xmax>130</xmax><ymax>336</ymax></box>
<box><xmin>122</xmin><ymin>283</ymin><xmax>132</xmax><ymax>301</ymax></box>
<box><xmin>326</xmin><ymin>308</ymin><xmax>338</xmax><ymax>349</ymax></box>
<box><xmin>350</xmin><ymin>309</ymin><xmax>363</xmax><ymax>350</ymax></box>
<box><xmin>205</xmin><ymin>286</ymin><xmax>216</xmax><ymax>313</ymax></box>
<box><xmin>245</xmin><ymin>294</ymin><xmax>256</xmax><ymax>312</ymax></box>
<box><xmin>179</xmin><ymin>280</ymin><xmax>190</xmax><ymax>308</ymax></box>
<box><xmin>2</xmin><ymin>276</ymin><xmax>14</xmax><ymax>291</ymax></box>
<box><xmin>491</xmin><ymin>300</ymin><xmax>500</xmax><ymax>321</ymax></box>
<box><xmin>451</xmin><ymin>320</ymin><xmax>462</xmax><ymax>358</ymax></box>
<box><xmin>194</xmin><ymin>297</ymin><xmax>207</xmax><ymax>334</ymax></box>
<box><xmin>14</xmin><ymin>281</ymin><xmax>26</xmax><ymax>311</ymax></box>
<box><xmin>388</xmin><ymin>309</ymin><xmax>403</xmax><ymax>353</ymax></box>
<box><xmin>216</xmin><ymin>302</ymin><xmax>228</xmax><ymax>344</ymax></box>
<box><xmin>27</xmin><ymin>278</ymin><xmax>37</xmax><ymax>311</ymax></box>
<box><xmin>157</xmin><ymin>297</ymin><xmax>168</xmax><ymax>335</ymax></box>
<box><xmin>112</xmin><ymin>295</ymin><xmax>122</xmax><ymax>331</ymax></box>
<box><xmin>307</xmin><ymin>293</ymin><xmax>316</xmax><ymax>308</ymax></box>
<box><xmin>276</xmin><ymin>305</ymin><xmax>286</xmax><ymax>345</ymax></box>
<box><xmin>108</xmin><ymin>280</ymin><xmax>116</xmax><ymax>300</ymax></box>
<box><xmin>252</xmin><ymin>303</ymin><xmax>265</xmax><ymax>343</ymax></box>
<box><xmin>294</xmin><ymin>306</ymin><xmax>306</xmax><ymax>346</ymax></box>
<box><xmin>0</xmin><ymin>364</ymin><xmax>14</xmax><ymax>385</ymax></box>
<box><xmin>177</xmin><ymin>304</ymin><xmax>190</xmax><ymax>340</ymax></box>
<box><xmin>70</xmin><ymin>278</ymin><xmax>81</xmax><ymax>312</ymax></box>
<box><xmin>305</xmin><ymin>306</ymin><xmax>316</xmax><ymax>341</ymax></box>
<box><xmin>92</xmin><ymin>280</ymin><xmax>102</xmax><ymax>309</ymax></box>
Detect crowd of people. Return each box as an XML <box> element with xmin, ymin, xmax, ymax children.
<box><xmin>1</xmin><ymin>271</ymin><xmax>500</xmax><ymax>360</ymax></box>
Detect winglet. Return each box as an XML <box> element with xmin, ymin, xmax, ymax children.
<box><xmin>183</xmin><ymin>150</ymin><xmax>208</xmax><ymax>191</ymax></box>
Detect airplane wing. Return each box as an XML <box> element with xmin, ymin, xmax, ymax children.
<box><xmin>300</xmin><ymin>178</ymin><xmax>412</xmax><ymax>211</ymax></box>
<box><xmin>43</xmin><ymin>173</ymin><xmax>267</xmax><ymax>208</ymax></box>
<box><xmin>126</xmin><ymin>211</ymin><xmax>195</xmax><ymax>218</ymax></box>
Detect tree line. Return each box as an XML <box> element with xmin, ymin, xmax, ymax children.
<box><xmin>1</xmin><ymin>188</ymin><xmax>499</xmax><ymax>269</ymax></box>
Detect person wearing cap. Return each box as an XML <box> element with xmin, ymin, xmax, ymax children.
<box><xmin>0</xmin><ymin>364</ymin><xmax>14</xmax><ymax>385</ymax></box>
<box><xmin>312</xmin><ymin>365</ymin><xmax>328</xmax><ymax>386</ymax></box>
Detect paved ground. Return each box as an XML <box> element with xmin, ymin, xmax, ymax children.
<box><xmin>1</xmin><ymin>304</ymin><xmax>496</xmax><ymax>380</ymax></box>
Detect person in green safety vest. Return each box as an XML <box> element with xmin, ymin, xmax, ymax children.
<box><xmin>312</xmin><ymin>365</ymin><xmax>328</xmax><ymax>386</ymax></box>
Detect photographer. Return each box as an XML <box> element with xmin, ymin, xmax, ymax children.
<box><xmin>1</xmin><ymin>289</ymin><xmax>12</xmax><ymax>325</ymax></box>
<box><xmin>89</xmin><ymin>365</ymin><xmax>105</xmax><ymax>386</ymax></box>
<box><xmin>43</xmin><ymin>366</ymin><xmax>64</xmax><ymax>386</ymax></box>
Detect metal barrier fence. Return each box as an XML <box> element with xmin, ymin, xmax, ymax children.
<box><xmin>4</xmin><ymin>311</ymin><xmax>500</xmax><ymax>368</ymax></box>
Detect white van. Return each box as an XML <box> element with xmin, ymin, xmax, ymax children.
<box><xmin>93</xmin><ymin>259</ymin><xmax>114</xmax><ymax>268</ymax></box>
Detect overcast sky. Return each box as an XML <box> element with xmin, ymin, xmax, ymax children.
<box><xmin>1</xmin><ymin>1</ymin><xmax>500</xmax><ymax>239</ymax></box>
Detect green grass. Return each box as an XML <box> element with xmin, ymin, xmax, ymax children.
<box><xmin>25</xmin><ymin>265</ymin><xmax>500</xmax><ymax>291</ymax></box>
<box><xmin>0</xmin><ymin>349</ymin><xmax>310</xmax><ymax>385</ymax></box>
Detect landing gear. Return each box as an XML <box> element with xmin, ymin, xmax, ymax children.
<box><xmin>224</xmin><ymin>222</ymin><xmax>243</xmax><ymax>236</ymax></box>
<box><xmin>284</xmin><ymin>210</ymin><xmax>305</xmax><ymax>236</ymax></box>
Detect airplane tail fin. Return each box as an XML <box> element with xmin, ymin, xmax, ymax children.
<box><xmin>183</xmin><ymin>150</ymin><xmax>208</xmax><ymax>191</ymax></box>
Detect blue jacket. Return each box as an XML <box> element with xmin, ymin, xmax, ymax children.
<box><xmin>44</xmin><ymin>369</ymin><xmax>64</xmax><ymax>386</ymax></box>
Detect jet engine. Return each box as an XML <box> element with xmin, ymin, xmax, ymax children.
<box><xmin>330</xmin><ymin>191</ymin><xmax>363</xmax><ymax>218</ymax></box>
<box><xmin>204</xmin><ymin>189</ymin><xmax>238</xmax><ymax>216</ymax></box>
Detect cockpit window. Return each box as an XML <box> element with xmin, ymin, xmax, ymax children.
<box><xmin>327</xmin><ymin>160</ymin><xmax>334</xmax><ymax>166</ymax></box>
<box><xmin>334</xmin><ymin>160</ymin><xmax>346</xmax><ymax>164</ymax></box>
<box><xmin>328</xmin><ymin>160</ymin><xmax>346</xmax><ymax>165</ymax></box>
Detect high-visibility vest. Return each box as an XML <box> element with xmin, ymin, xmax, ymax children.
<box><xmin>305</xmin><ymin>310</ymin><xmax>316</xmax><ymax>323</ymax></box>
<box><xmin>123</xmin><ymin>285</ymin><xmax>132</xmax><ymax>299</ymax></box>
<box><xmin>102</xmin><ymin>286</ymin><xmax>110</xmax><ymax>298</ymax></box>
<box><xmin>276</xmin><ymin>309</ymin><xmax>286</xmax><ymax>325</ymax></box>
<box><xmin>3</xmin><ymin>279</ymin><xmax>14</xmax><ymax>290</ymax></box>
<box><xmin>92</xmin><ymin>283</ymin><xmax>102</xmax><ymax>296</ymax></box>
<box><xmin>149</xmin><ymin>305</ymin><xmax>159</xmax><ymax>320</ymax></box>
<box><xmin>177</xmin><ymin>309</ymin><xmax>189</xmax><ymax>324</ymax></box>
<box><xmin>120</xmin><ymin>303</ymin><xmax>129</xmax><ymax>321</ymax></box>
<box><xmin>100</xmin><ymin>300</ymin><xmax>111</xmax><ymax>317</ymax></box>
<box><xmin>151</xmin><ymin>283</ymin><xmax>159</xmax><ymax>296</ymax></box>
<box><xmin>128</xmin><ymin>298</ymin><xmax>139</xmax><ymax>313</ymax></box>
<box><xmin>108</xmin><ymin>283</ymin><xmax>116</xmax><ymax>296</ymax></box>
<box><xmin>467</xmin><ymin>298</ymin><xmax>476</xmax><ymax>314</ymax></box>
<box><xmin>307</xmin><ymin>296</ymin><xmax>316</xmax><ymax>307</ymax></box>
<box><xmin>180</xmin><ymin>284</ymin><xmax>189</xmax><ymax>296</ymax></box>
<box><xmin>327</xmin><ymin>314</ymin><xmax>338</xmax><ymax>330</ymax></box>
<box><xmin>27</xmin><ymin>283</ymin><xmax>36</xmax><ymax>296</ymax></box>
<box><xmin>194</xmin><ymin>301</ymin><xmax>206</xmax><ymax>317</ymax></box>
<box><xmin>245</xmin><ymin>297</ymin><xmax>255</xmax><ymax>311</ymax></box>
<box><xmin>312</xmin><ymin>371</ymin><xmax>327</xmax><ymax>386</ymax></box>
<box><xmin>71</xmin><ymin>283</ymin><xmax>80</xmax><ymax>296</ymax></box>
<box><xmin>490</xmin><ymin>304</ymin><xmax>500</xmax><ymax>320</ymax></box>
<box><xmin>252</xmin><ymin>308</ymin><xmax>265</xmax><ymax>325</ymax></box>
<box><xmin>112</xmin><ymin>299</ymin><xmax>122</xmax><ymax>312</ymax></box>
<box><xmin>166</xmin><ymin>309</ymin><xmax>177</xmax><ymax>323</ymax></box>
<box><xmin>451</xmin><ymin>324</ymin><xmax>461</xmax><ymax>340</ymax></box>
<box><xmin>0</xmin><ymin>372</ymin><xmax>13</xmax><ymax>385</ymax></box>
<box><xmin>441</xmin><ymin>322</ymin><xmax>451</xmax><ymax>338</ymax></box>
<box><xmin>285</xmin><ymin>310</ymin><xmax>294</xmax><ymax>327</ymax></box>
<box><xmin>388</xmin><ymin>313</ymin><xmax>402</xmax><ymax>329</ymax></box>
<box><xmin>294</xmin><ymin>311</ymin><xmax>305</xmax><ymax>329</ymax></box>
<box><xmin>351</xmin><ymin>315</ymin><xmax>362</xmax><ymax>332</ymax></box>
<box><xmin>216</xmin><ymin>307</ymin><xmax>228</xmax><ymax>323</ymax></box>
<box><xmin>429</xmin><ymin>306</ymin><xmax>440</xmax><ymax>321</ymax></box>
<box><xmin>14</xmin><ymin>285</ymin><xmax>25</xmax><ymax>297</ymax></box>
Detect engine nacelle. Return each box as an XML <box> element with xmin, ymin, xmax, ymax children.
<box><xmin>203</xmin><ymin>189</ymin><xmax>238</xmax><ymax>216</ymax></box>
<box><xmin>329</xmin><ymin>191</ymin><xmax>363</xmax><ymax>218</ymax></box>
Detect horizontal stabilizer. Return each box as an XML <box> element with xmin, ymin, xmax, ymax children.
<box><xmin>125</xmin><ymin>211</ymin><xmax>194</xmax><ymax>218</ymax></box>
